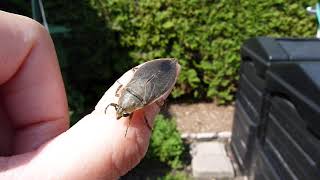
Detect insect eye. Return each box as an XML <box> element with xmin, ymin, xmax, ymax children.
<box><xmin>123</xmin><ymin>113</ymin><xmax>131</xmax><ymax>117</ymax></box>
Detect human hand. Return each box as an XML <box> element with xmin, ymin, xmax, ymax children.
<box><xmin>0</xmin><ymin>11</ymin><xmax>179</xmax><ymax>179</ymax></box>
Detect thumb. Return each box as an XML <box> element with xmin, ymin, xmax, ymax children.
<box><xmin>1</xmin><ymin>65</ymin><xmax>176</xmax><ymax>179</ymax></box>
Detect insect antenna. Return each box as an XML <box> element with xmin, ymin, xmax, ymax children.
<box><xmin>124</xmin><ymin>113</ymin><xmax>133</xmax><ymax>137</ymax></box>
<box><xmin>105</xmin><ymin>103</ymin><xmax>119</xmax><ymax>114</ymax></box>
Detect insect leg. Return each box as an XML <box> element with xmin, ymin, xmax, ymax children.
<box><xmin>143</xmin><ymin>113</ymin><xmax>153</xmax><ymax>131</ymax></box>
<box><xmin>115</xmin><ymin>81</ymin><xmax>123</xmax><ymax>97</ymax></box>
<box><xmin>143</xmin><ymin>98</ymin><xmax>164</xmax><ymax>131</ymax></box>
<box><xmin>155</xmin><ymin>98</ymin><xmax>165</xmax><ymax>108</ymax></box>
<box><xmin>104</xmin><ymin>103</ymin><xmax>119</xmax><ymax>114</ymax></box>
<box><xmin>124</xmin><ymin>113</ymin><xmax>133</xmax><ymax>137</ymax></box>
<box><xmin>132</xmin><ymin>67</ymin><xmax>139</xmax><ymax>72</ymax></box>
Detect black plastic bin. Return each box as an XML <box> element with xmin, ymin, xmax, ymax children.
<box><xmin>230</xmin><ymin>37</ymin><xmax>320</xmax><ymax>180</ymax></box>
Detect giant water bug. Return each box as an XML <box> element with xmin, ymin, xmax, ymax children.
<box><xmin>105</xmin><ymin>58</ymin><xmax>179</xmax><ymax>136</ymax></box>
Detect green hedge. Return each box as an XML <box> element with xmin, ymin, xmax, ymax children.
<box><xmin>89</xmin><ymin>0</ymin><xmax>316</xmax><ymax>104</ymax></box>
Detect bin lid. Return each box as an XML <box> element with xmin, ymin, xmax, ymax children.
<box><xmin>241</xmin><ymin>37</ymin><xmax>320</xmax><ymax>136</ymax></box>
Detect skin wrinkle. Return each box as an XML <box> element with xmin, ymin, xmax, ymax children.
<box><xmin>111</xmin><ymin>139</ymin><xmax>124</xmax><ymax>178</ymax></box>
<box><xmin>18</xmin><ymin>19</ymin><xmax>61</xmax><ymax>93</ymax></box>
<box><xmin>14</xmin><ymin>115</ymin><xmax>68</xmax><ymax>131</ymax></box>
<box><xmin>126</xmin><ymin>121</ymin><xmax>143</xmax><ymax>171</ymax></box>
<box><xmin>121</xmin><ymin>137</ymin><xmax>134</xmax><ymax>175</ymax></box>
<box><xmin>5</xmin><ymin>37</ymin><xmax>68</xmax><ymax>144</ymax></box>
<box><xmin>124</xmin><ymin>110</ymin><xmax>152</xmax><ymax>171</ymax></box>
<box><xmin>0</xmin><ymin>157</ymin><xmax>9</xmax><ymax>172</ymax></box>
<box><xmin>108</xmin><ymin>116</ymin><xmax>129</xmax><ymax>177</ymax></box>
<box><xmin>29</xmin><ymin>136</ymin><xmax>70</xmax><ymax>179</ymax></box>
<box><xmin>3</xmin><ymin>150</ymin><xmax>35</xmax><ymax>178</ymax></box>
<box><xmin>126</xmin><ymin>144</ymin><xmax>140</xmax><ymax>175</ymax></box>
<box><xmin>134</xmin><ymin>109</ymin><xmax>151</xmax><ymax>143</ymax></box>
<box><xmin>0</xmin><ymin>23</ymin><xmax>36</xmax><ymax>156</ymax></box>
<box><xmin>134</xmin><ymin>126</ymin><xmax>147</xmax><ymax>159</ymax></box>
<box><xmin>3</xmin><ymin>82</ymin><xmax>65</xmax><ymax>122</ymax></box>
<box><xmin>82</xmin><ymin>119</ymin><xmax>117</xmax><ymax>179</ymax></box>
<box><xmin>124</xmin><ymin>146</ymin><xmax>133</xmax><ymax>176</ymax></box>
<box><xmin>13</xmin><ymin>117</ymin><xmax>68</xmax><ymax>154</ymax></box>
<box><xmin>134</xmin><ymin>133</ymin><xmax>146</xmax><ymax>161</ymax></box>
<box><xmin>110</xmin><ymin>112</ymin><xmax>147</xmax><ymax>177</ymax></box>
<box><xmin>101</xmin><ymin>151</ymin><xmax>117</xmax><ymax>180</ymax></box>
<box><xmin>0</xmin><ymin>41</ymin><xmax>34</xmax><ymax>85</ymax></box>
<box><xmin>0</xmin><ymin>24</ymin><xmax>67</xmax><ymax>125</ymax></box>
<box><xmin>0</xmin><ymin>15</ymin><xmax>36</xmax><ymax>85</ymax></box>
<box><xmin>120</xmin><ymin>103</ymin><xmax>159</xmax><ymax>169</ymax></box>
<box><xmin>0</xmin><ymin>102</ymin><xmax>13</xmax><ymax>156</ymax></box>
<box><xmin>2</xmin><ymin>74</ymin><xmax>47</xmax><ymax>101</ymax></box>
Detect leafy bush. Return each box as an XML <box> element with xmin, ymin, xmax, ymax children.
<box><xmin>147</xmin><ymin>115</ymin><xmax>185</xmax><ymax>169</ymax></box>
<box><xmin>89</xmin><ymin>0</ymin><xmax>316</xmax><ymax>104</ymax></box>
<box><xmin>159</xmin><ymin>171</ymin><xmax>190</xmax><ymax>180</ymax></box>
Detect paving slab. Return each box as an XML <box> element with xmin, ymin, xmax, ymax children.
<box><xmin>218</xmin><ymin>131</ymin><xmax>232</xmax><ymax>139</ymax></box>
<box><xmin>191</xmin><ymin>142</ymin><xmax>234</xmax><ymax>179</ymax></box>
<box><xmin>191</xmin><ymin>142</ymin><xmax>227</xmax><ymax>156</ymax></box>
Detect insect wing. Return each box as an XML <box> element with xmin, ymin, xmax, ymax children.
<box><xmin>126</xmin><ymin>59</ymin><xmax>177</xmax><ymax>105</ymax></box>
